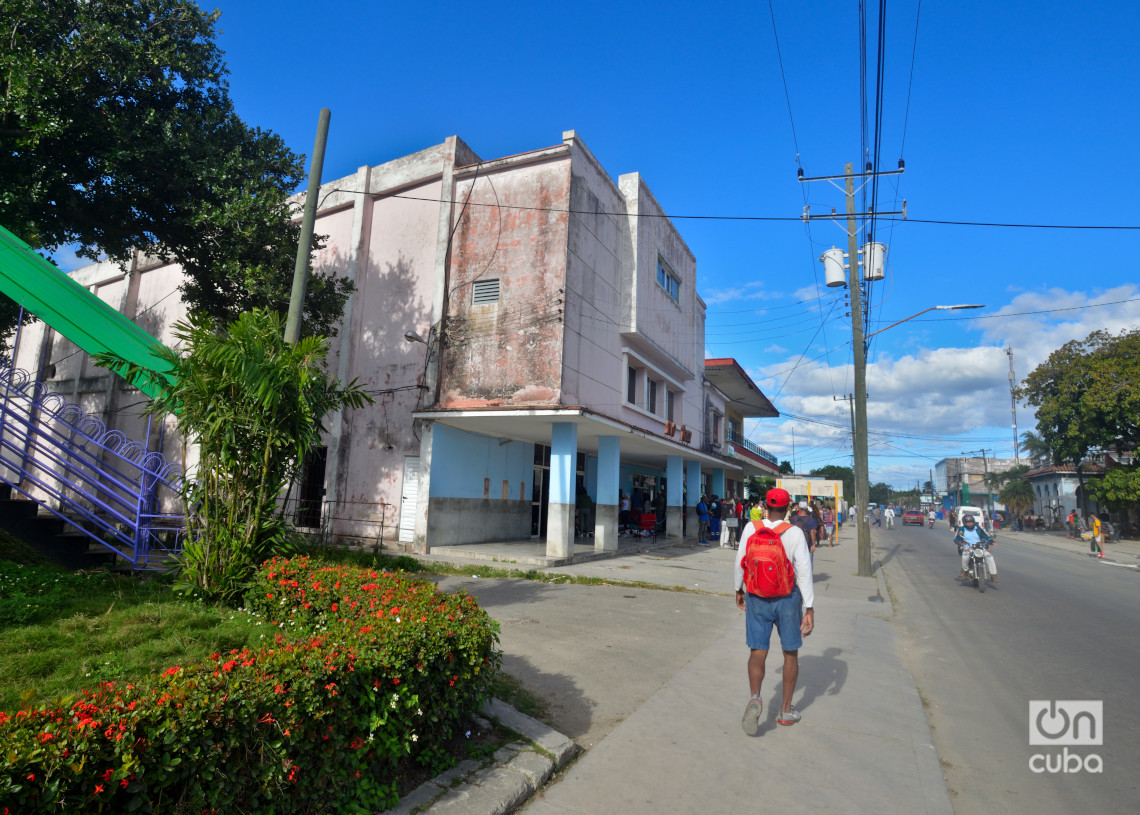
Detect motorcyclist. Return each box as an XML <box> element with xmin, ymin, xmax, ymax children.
<box><xmin>955</xmin><ymin>515</ymin><xmax>998</xmax><ymax>584</ymax></box>
<box><xmin>927</xmin><ymin>509</ymin><xmax>936</xmax><ymax>528</ymax></box>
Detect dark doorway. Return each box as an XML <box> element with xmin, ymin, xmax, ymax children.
<box><xmin>296</xmin><ymin>446</ymin><xmax>327</xmax><ymax>529</ymax></box>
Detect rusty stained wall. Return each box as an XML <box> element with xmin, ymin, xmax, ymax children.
<box><xmin>325</xmin><ymin>178</ymin><xmax>444</xmax><ymax>541</ymax></box>
<box><xmin>438</xmin><ymin>154</ymin><xmax>571</xmax><ymax>408</ymax></box>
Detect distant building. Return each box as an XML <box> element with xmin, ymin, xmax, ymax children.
<box><xmin>934</xmin><ymin>456</ymin><xmax>1020</xmax><ymax>509</ymax></box>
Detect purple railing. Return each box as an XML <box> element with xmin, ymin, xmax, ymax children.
<box><xmin>0</xmin><ymin>365</ymin><xmax>185</xmax><ymax>568</ymax></box>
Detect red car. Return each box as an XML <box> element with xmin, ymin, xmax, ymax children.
<box><xmin>902</xmin><ymin>510</ymin><xmax>924</xmax><ymax>526</ymax></box>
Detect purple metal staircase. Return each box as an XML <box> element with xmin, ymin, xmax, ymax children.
<box><xmin>0</xmin><ymin>364</ymin><xmax>185</xmax><ymax>569</ymax></box>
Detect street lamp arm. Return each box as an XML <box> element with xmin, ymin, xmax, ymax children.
<box><xmin>864</xmin><ymin>304</ymin><xmax>985</xmax><ymax>340</ymax></box>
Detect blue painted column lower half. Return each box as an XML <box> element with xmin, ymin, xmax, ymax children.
<box><xmin>546</xmin><ymin>422</ymin><xmax>578</xmax><ymax>559</ymax></box>
<box><xmin>595</xmin><ymin>436</ymin><xmax>620</xmax><ymax>552</ymax></box>
<box><xmin>666</xmin><ymin>455</ymin><xmax>684</xmax><ymax>541</ymax></box>
<box><xmin>711</xmin><ymin>468</ymin><xmax>726</xmax><ymax>500</ymax></box>
<box><xmin>685</xmin><ymin>460</ymin><xmax>702</xmax><ymax>542</ymax></box>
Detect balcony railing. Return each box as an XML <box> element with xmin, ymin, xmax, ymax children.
<box><xmin>727</xmin><ymin>429</ymin><xmax>778</xmax><ymax>464</ymax></box>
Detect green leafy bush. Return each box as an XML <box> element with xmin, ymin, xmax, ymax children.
<box><xmin>0</xmin><ymin>557</ymin><xmax>500</xmax><ymax>813</ymax></box>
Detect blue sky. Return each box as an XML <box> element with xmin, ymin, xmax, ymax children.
<box><xmin>73</xmin><ymin>0</ymin><xmax>1140</xmax><ymax>488</ymax></box>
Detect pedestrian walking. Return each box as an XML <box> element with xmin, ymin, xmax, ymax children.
<box><xmin>884</xmin><ymin>506</ymin><xmax>895</xmax><ymax>530</ymax></box>
<box><xmin>735</xmin><ymin>488</ymin><xmax>815</xmax><ymax>733</ymax></box>
<box><xmin>696</xmin><ymin>495</ymin><xmax>710</xmax><ymax>545</ymax></box>
<box><xmin>822</xmin><ymin>505</ymin><xmax>835</xmax><ymax>546</ymax></box>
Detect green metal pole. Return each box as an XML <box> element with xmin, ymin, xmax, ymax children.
<box><xmin>284</xmin><ymin>108</ymin><xmax>331</xmax><ymax>344</ymax></box>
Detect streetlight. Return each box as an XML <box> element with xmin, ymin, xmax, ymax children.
<box><xmin>852</xmin><ymin>303</ymin><xmax>985</xmax><ymax>576</ymax></box>
<box><xmin>865</xmin><ymin>304</ymin><xmax>984</xmax><ymax>340</ymax></box>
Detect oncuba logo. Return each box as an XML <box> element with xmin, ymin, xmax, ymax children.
<box><xmin>1029</xmin><ymin>700</ymin><xmax>1103</xmax><ymax>774</ymax></box>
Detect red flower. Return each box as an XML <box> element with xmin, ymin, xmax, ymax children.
<box><xmin>94</xmin><ymin>784</ymin><xmax>104</xmax><ymax>794</ymax></box>
<box><xmin>163</xmin><ymin>666</ymin><xmax>181</xmax><ymax>676</ymax></box>
<box><xmin>223</xmin><ymin>661</ymin><xmax>237</xmax><ymax>672</ymax></box>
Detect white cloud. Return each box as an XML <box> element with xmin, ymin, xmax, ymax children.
<box><xmin>725</xmin><ymin>286</ymin><xmax>1140</xmax><ymax>485</ymax></box>
<box><xmin>702</xmin><ymin>281</ymin><xmax>772</xmax><ymax>306</ymax></box>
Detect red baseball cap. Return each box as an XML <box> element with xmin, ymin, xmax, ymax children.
<box><xmin>765</xmin><ymin>488</ymin><xmax>791</xmax><ymax>508</ymax></box>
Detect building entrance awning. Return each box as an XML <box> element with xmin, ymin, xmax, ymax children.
<box><xmin>413</xmin><ymin>406</ymin><xmax>742</xmax><ymax>474</ymax></box>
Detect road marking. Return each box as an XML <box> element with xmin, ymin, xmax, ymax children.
<box><xmin>1098</xmin><ymin>560</ymin><xmax>1139</xmax><ymax>570</ymax></box>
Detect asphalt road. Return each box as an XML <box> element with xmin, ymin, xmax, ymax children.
<box><xmin>877</xmin><ymin>523</ymin><xmax>1140</xmax><ymax>814</ymax></box>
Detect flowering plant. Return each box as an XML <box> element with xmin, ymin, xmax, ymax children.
<box><xmin>0</xmin><ymin>556</ymin><xmax>500</xmax><ymax>812</ymax></box>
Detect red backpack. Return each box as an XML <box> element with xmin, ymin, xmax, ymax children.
<box><xmin>742</xmin><ymin>522</ymin><xmax>796</xmax><ymax>598</ymax></box>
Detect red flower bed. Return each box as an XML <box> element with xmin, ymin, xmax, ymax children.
<box><xmin>0</xmin><ymin>557</ymin><xmax>500</xmax><ymax>813</ymax></box>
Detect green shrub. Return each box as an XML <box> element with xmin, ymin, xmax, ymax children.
<box><xmin>0</xmin><ymin>556</ymin><xmax>500</xmax><ymax>813</ymax></box>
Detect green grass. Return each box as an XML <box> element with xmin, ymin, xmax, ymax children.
<box><xmin>417</xmin><ymin>559</ymin><xmax>705</xmax><ymax>592</ymax></box>
<box><xmin>0</xmin><ymin>559</ymin><xmax>263</xmax><ymax>711</ymax></box>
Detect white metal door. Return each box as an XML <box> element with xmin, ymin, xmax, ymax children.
<box><xmin>398</xmin><ymin>456</ymin><xmax>420</xmax><ymax>543</ymax></box>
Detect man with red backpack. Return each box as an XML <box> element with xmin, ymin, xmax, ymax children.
<box><xmin>734</xmin><ymin>488</ymin><xmax>815</xmax><ymax>734</ymax></box>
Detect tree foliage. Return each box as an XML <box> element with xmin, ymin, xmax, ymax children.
<box><xmin>1019</xmin><ymin>431</ymin><xmax>1051</xmax><ymax>464</ymax></box>
<box><xmin>1017</xmin><ymin>329</ymin><xmax>1140</xmax><ymax>465</ymax></box>
<box><xmin>96</xmin><ymin>310</ymin><xmax>371</xmax><ymax>603</ymax></box>
<box><xmin>778</xmin><ymin>460</ymin><xmax>794</xmax><ymax>475</ymax></box>
<box><xmin>0</xmin><ymin>0</ymin><xmax>350</xmax><ymax>336</ymax></box>
<box><xmin>809</xmin><ymin>465</ymin><xmax>854</xmax><ymax>502</ymax></box>
<box><xmin>1085</xmin><ymin>466</ymin><xmax>1140</xmax><ymax>511</ymax></box>
<box><xmin>998</xmin><ymin>478</ymin><xmax>1035</xmax><ymax>516</ymax></box>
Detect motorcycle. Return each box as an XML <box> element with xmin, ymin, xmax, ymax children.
<box><xmin>962</xmin><ymin>539</ymin><xmax>990</xmax><ymax>593</ymax></box>
<box><xmin>928</xmin><ymin>517</ymin><xmax>935</xmax><ymax>529</ymax></box>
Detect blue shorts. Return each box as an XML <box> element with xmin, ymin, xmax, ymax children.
<box><xmin>744</xmin><ymin>587</ymin><xmax>803</xmax><ymax>652</ymax></box>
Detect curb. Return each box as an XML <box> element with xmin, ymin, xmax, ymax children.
<box><xmin>386</xmin><ymin>699</ymin><xmax>579</xmax><ymax>814</ymax></box>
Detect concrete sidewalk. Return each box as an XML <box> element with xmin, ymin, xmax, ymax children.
<box><xmin>500</xmin><ymin>534</ymin><xmax>952</xmax><ymax>814</ymax></box>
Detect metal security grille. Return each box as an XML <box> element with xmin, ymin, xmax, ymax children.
<box><xmin>472</xmin><ymin>278</ymin><xmax>500</xmax><ymax>304</ymax></box>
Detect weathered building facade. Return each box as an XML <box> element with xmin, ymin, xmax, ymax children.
<box><xmin>14</xmin><ymin>131</ymin><xmax>782</xmax><ymax>560</ymax></box>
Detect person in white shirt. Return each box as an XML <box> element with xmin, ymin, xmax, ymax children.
<box><xmin>884</xmin><ymin>506</ymin><xmax>895</xmax><ymax>530</ymax></box>
<box><xmin>734</xmin><ymin>488</ymin><xmax>815</xmax><ymax>732</ymax></box>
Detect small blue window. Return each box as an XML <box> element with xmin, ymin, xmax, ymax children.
<box><xmin>657</xmin><ymin>259</ymin><xmax>680</xmax><ymax>303</ymax></box>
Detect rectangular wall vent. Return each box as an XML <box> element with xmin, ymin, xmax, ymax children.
<box><xmin>472</xmin><ymin>278</ymin><xmax>500</xmax><ymax>305</ymax></box>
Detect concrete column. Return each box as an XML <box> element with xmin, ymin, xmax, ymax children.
<box><xmin>711</xmin><ymin>468</ymin><xmax>726</xmax><ymax>498</ymax></box>
<box><xmin>546</xmin><ymin>423</ymin><xmax>578</xmax><ymax>559</ymax></box>
<box><xmin>666</xmin><ymin>455</ymin><xmax>684</xmax><ymax>541</ymax></box>
<box><xmin>324</xmin><ymin>165</ymin><xmax>372</xmax><ymax>528</ymax></box>
<box><xmin>411</xmin><ymin>423</ymin><xmax>435</xmax><ymax>555</ymax></box>
<box><xmin>685</xmin><ymin>460</ymin><xmax>702</xmax><ymax>542</ymax></box>
<box><xmin>595</xmin><ymin>436</ymin><xmax>620</xmax><ymax>552</ymax></box>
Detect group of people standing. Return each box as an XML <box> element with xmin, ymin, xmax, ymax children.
<box><xmin>698</xmin><ymin>494</ymin><xmax>839</xmax><ymax>551</ymax></box>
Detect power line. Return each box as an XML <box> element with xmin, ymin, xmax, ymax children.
<box><xmin>362</xmin><ymin>192</ymin><xmax>1140</xmax><ymax>230</ymax></box>
<box><xmin>766</xmin><ymin>0</ymin><xmax>800</xmax><ymax>155</ymax></box>
<box><xmin>899</xmin><ymin>0</ymin><xmax>923</xmax><ymax>158</ymax></box>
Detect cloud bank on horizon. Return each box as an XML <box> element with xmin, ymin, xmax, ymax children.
<box><xmin>732</xmin><ymin>284</ymin><xmax>1140</xmax><ymax>485</ymax></box>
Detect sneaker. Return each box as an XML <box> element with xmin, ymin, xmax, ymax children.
<box><xmin>777</xmin><ymin>705</ymin><xmax>802</xmax><ymax>726</ymax></box>
<box><xmin>741</xmin><ymin>697</ymin><xmax>763</xmax><ymax>736</ymax></box>
<box><xmin>957</xmin><ymin>570</ymin><xmax>965</xmax><ymax>580</ymax></box>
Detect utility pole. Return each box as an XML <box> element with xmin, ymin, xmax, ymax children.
<box><xmin>844</xmin><ymin>163</ymin><xmax>873</xmax><ymax>576</ymax></box>
<box><xmin>1007</xmin><ymin>346</ymin><xmax>1019</xmax><ymax>462</ymax></box>
<box><xmin>285</xmin><ymin>108</ymin><xmax>331</xmax><ymax>345</ymax></box>
<box><xmin>800</xmin><ymin>162</ymin><xmax>905</xmax><ymax>577</ymax></box>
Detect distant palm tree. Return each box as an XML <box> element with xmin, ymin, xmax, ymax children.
<box><xmin>999</xmin><ymin>478</ymin><xmax>1036</xmax><ymax>516</ymax></box>
<box><xmin>1019</xmin><ymin>431</ymin><xmax>1051</xmax><ymax>464</ymax></box>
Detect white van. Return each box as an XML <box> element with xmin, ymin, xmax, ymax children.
<box><xmin>955</xmin><ymin>506</ymin><xmax>985</xmax><ymax>527</ymax></box>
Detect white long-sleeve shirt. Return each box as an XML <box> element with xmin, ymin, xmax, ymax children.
<box><xmin>733</xmin><ymin>518</ymin><xmax>815</xmax><ymax>609</ymax></box>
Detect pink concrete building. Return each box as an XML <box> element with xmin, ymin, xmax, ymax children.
<box><xmin>16</xmin><ymin>131</ymin><xmax>781</xmax><ymax>560</ymax></box>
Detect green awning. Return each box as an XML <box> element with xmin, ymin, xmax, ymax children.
<box><xmin>0</xmin><ymin>224</ymin><xmax>172</xmax><ymax>399</ymax></box>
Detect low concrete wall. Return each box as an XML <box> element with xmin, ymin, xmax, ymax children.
<box><xmin>426</xmin><ymin>496</ymin><xmax>531</xmax><ymax>547</ymax></box>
